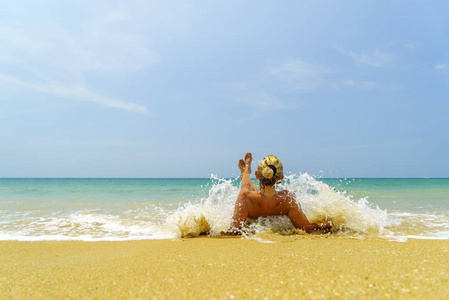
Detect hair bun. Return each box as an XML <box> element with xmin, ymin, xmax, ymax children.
<box><xmin>262</xmin><ymin>166</ymin><xmax>274</xmax><ymax>179</ymax></box>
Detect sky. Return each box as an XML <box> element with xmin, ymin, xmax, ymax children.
<box><xmin>0</xmin><ymin>1</ymin><xmax>448</xmax><ymax>178</ymax></box>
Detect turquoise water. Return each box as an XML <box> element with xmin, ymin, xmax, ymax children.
<box><xmin>1</xmin><ymin>176</ymin><xmax>448</xmax><ymax>241</ymax></box>
<box><xmin>321</xmin><ymin>178</ymin><xmax>449</xmax><ymax>211</ymax></box>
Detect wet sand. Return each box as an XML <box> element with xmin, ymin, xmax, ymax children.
<box><xmin>1</xmin><ymin>237</ymin><xmax>448</xmax><ymax>299</ymax></box>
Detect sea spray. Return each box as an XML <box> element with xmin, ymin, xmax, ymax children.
<box><xmin>168</xmin><ymin>174</ymin><xmax>390</xmax><ymax>238</ymax></box>
<box><xmin>166</xmin><ymin>176</ymin><xmax>237</xmax><ymax>238</ymax></box>
<box><xmin>0</xmin><ymin>176</ymin><xmax>395</xmax><ymax>241</ymax></box>
<box><xmin>279</xmin><ymin>174</ymin><xmax>390</xmax><ymax>235</ymax></box>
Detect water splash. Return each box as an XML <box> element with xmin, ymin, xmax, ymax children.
<box><xmin>165</xmin><ymin>176</ymin><xmax>237</xmax><ymax>238</ymax></box>
<box><xmin>0</xmin><ymin>174</ymin><xmax>393</xmax><ymax>241</ymax></box>
<box><xmin>169</xmin><ymin>173</ymin><xmax>390</xmax><ymax>238</ymax></box>
<box><xmin>280</xmin><ymin>174</ymin><xmax>390</xmax><ymax>235</ymax></box>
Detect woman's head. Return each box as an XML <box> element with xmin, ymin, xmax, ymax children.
<box><xmin>256</xmin><ymin>155</ymin><xmax>283</xmax><ymax>187</ymax></box>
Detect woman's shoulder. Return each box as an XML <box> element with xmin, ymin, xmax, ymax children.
<box><xmin>277</xmin><ymin>189</ymin><xmax>292</xmax><ymax>196</ymax></box>
<box><xmin>277</xmin><ymin>189</ymin><xmax>296</xmax><ymax>200</ymax></box>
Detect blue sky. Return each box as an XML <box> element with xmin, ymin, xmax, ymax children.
<box><xmin>1</xmin><ymin>1</ymin><xmax>448</xmax><ymax>178</ymax></box>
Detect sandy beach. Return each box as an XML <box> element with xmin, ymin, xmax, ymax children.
<box><xmin>1</xmin><ymin>236</ymin><xmax>448</xmax><ymax>299</ymax></box>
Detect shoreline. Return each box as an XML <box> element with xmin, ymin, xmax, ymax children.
<box><xmin>1</xmin><ymin>237</ymin><xmax>448</xmax><ymax>298</ymax></box>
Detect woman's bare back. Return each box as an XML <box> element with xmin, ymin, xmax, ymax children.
<box><xmin>223</xmin><ymin>152</ymin><xmax>329</xmax><ymax>235</ymax></box>
<box><xmin>244</xmin><ymin>190</ymin><xmax>293</xmax><ymax>218</ymax></box>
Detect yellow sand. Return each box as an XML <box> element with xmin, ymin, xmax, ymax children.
<box><xmin>1</xmin><ymin>236</ymin><xmax>448</xmax><ymax>299</ymax></box>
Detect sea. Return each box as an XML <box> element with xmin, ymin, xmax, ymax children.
<box><xmin>1</xmin><ymin>175</ymin><xmax>448</xmax><ymax>242</ymax></box>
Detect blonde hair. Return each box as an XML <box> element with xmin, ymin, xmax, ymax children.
<box><xmin>257</xmin><ymin>155</ymin><xmax>283</xmax><ymax>187</ymax></box>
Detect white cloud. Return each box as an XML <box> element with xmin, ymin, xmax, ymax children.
<box><xmin>0</xmin><ymin>55</ymin><xmax>13</xmax><ymax>63</ymax></box>
<box><xmin>235</xmin><ymin>94</ymin><xmax>303</xmax><ymax>123</ymax></box>
<box><xmin>0</xmin><ymin>23</ymin><xmax>159</xmax><ymax>75</ymax></box>
<box><xmin>220</xmin><ymin>57</ymin><xmax>381</xmax><ymax>121</ymax></box>
<box><xmin>98</xmin><ymin>11</ymin><xmax>129</xmax><ymax>24</ymax></box>
<box><xmin>0</xmin><ymin>73</ymin><xmax>149</xmax><ymax>114</ymax></box>
<box><xmin>361</xmin><ymin>81</ymin><xmax>376</xmax><ymax>89</ymax></box>
<box><xmin>268</xmin><ymin>59</ymin><xmax>377</xmax><ymax>91</ymax></box>
<box><xmin>0</xmin><ymin>9</ymin><xmax>159</xmax><ymax>113</ymax></box>
<box><xmin>0</xmin><ymin>26</ymin><xmax>53</xmax><ymax>55</ymax></box>
<box><xmin>330</xmin><ymin>79</ymin><xmax>355</xmax><ymax>88</ymax></box>
<box><xmin>268</xmin><ymin>59</ymin><xmax>330</xmax><ymax>91</ymax></box>
<box><xmin>28</xmin><ymin>138</ymin><xmax>140</xmax><ymax>147</ymax></box>
<box><xmin>341</xmin><ymin>49</ymin><xmax>392</xmax><ymax>67</ymax></box>
<box><xmin>404</xmin><ymin>43</ymin><xmax>416</xmax><ymax>50</ymax></box>
<box><xmin>240</xmin><ymin>94</ymin><xmax>302</xmax><ymax>112</ymax></box>
<box><xmin>434</xmin><ymin>63</ymin><xmax>446</xmax><ymax>70</ymax></box>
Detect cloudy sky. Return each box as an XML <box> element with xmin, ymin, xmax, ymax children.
<box><xmin>1</xmin><ymin>1</ymin><xmax>448</xmax><ymax>178</ymax></box>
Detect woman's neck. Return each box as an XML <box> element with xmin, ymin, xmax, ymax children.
<box><xmin>260</xmin><ymin>185</ymin><xmax>276</xmax><ymax>196</ymax></box>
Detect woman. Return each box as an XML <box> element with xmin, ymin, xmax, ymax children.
<box><xmin>224</xmin><ymin>153</ymin><xmax>329</xmax><ymax>235</ymax></box>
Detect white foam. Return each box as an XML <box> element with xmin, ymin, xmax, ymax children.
<box><xmin>1</xmin><ymin>174</ymin><xmax>448</xmax><ymax>241</ymax></box>
<box><xmin>164</xmin><ymin>174</ymin><xmax>392</xmax><ymax>238</ymax></box>
<box><xmin>399</xmin><ymin>235</ymin><xmax>449</xmax><ymax>240</ymax></box>
<box><xmin>279</xmin><ymin>174</ymin><xmax>390</xmax><ymax>235</ymax></box>
<box><xmin>0</xmin><ymin>206</ymin><xmax>177</xmax><ymax>241</ymax></box>
<box><xmin>0</xmin><ymin>233</ymin><xmax>172</xmax><ymax>241</ymax></box>
<box><xmin>164</xmin><ymin>176</ymin><xmax>237</xmax><ymax>238</ymax></box>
